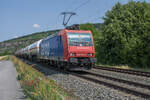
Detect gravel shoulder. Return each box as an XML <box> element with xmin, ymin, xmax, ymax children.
<box><xmin>0</xmin><ymin>61</ymin><xmax>26</xmax><ymax>100</ymax></box>
<box><xmin>31</xmin><ymin>62</ymin><xmax>146</xmax><ymax>100</ymax></box>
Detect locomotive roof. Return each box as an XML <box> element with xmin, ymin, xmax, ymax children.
<box><xmin>43</xmin><ymin>32</ymin><xmax>59</xmax><ymax>41</ymax></box>
<box><xmin>42</xmin><ymin>29</ymin><xmax>92</xmax><ymax>41</ymax></box>
<box><xmin>64</xmin><ymin>29</ymin><xmax>92</xmax><ymax>33</ymax></box>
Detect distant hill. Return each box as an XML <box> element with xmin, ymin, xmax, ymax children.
<box><xmin>0</xmin><ymin>30</ymin><xmax>59</xmax><ymax>55</ymax></box>
<box><xmin>0</xmin><ymin>23</ymin><xmax>102</xmax><ymax>56</ymax></box>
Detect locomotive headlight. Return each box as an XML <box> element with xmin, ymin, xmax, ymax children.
<box><xmin>70</xmin><ymin>53</ymin><xmax>75</xmax><ymax>56</ymax></box>
<box><xmin>88</xmin><ymin>53</ymin><xmax>93</xmax><ymax>56</ymax></box>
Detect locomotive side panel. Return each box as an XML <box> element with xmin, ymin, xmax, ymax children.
<box><xmin>39</xmin><ymin>35</ymin><xmax>64</xmax><ymax>61</ymax></box>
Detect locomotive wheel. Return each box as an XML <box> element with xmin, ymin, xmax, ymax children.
<box><xmin>88</xmin><ymin>63</ymin><xmax>94</xmax><ymax>69</ymax></box>
<box><xmin>57</xmin><ymin>61</ymin><xmax>61</xmax><ymax>69</ymax></box>
<box><xmin>64</xmin><ymin>63</ymin><xmax>69</xmax><ymax>71</ymax></box>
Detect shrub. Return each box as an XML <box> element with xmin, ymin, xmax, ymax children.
<box><xmin>11</xmin><ymin>56</ymin><xmax>68</xmax><ymax>100</ymax></box>
<box><xmin>98</xmin><ymin>1</ymin><xmax>150</xmax><ymax>68</ymax></box>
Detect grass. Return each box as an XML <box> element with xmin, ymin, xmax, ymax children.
<box><xmin>7</xmin><ymin>56</ymin><xmax>69</xmax><ymax>100</ymax></box>
<box><xmin>0</xmin><ymin>56</ymin><xmax>7</xmax><ymax>60</ymax></box>
<box><xmin>97</xmin><ymin>63</ymin><xmax>150</xmax><ymax>72</ymax></box>
<box><xmin>0</xmin><ymin>55</ymin><xmax>10</xmax><ymax>61</ymax></box>
<box><xmin>98</xmin><ymin>64</ymin><xmax>130</xmax><ymax>69</ymax></box>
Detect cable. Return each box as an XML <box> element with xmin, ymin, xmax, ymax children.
<box><xmin>72</xmin><ymin>0</ymin><xmax>91</xmax><ymax>11</ymax></box>
<box><xmin>79</xmin><ymin>16</ymin><xmax>103</xmax><ymax>25</ymax></box>
<box><xmin>63</xmin><ymin>0</ymin><xmax>78</xmax><ymax>12</ymax></box>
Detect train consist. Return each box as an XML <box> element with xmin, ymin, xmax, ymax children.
<box><xmin>15</xmin><ymin>25</ymin><xmax>96</xmax><ymax>70</ymax></box>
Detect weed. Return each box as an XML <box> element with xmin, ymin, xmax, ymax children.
<box><xmin>11</xmin><ymin>56</ymin><xmax>68</xmax><ymax>100</ymax></box>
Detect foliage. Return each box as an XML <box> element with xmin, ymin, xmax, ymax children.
<box><xmin>0</xmin><ymin>51</ymin><xmax>11</xmax><ymax>56</ymax></box>
<box><xmin>93</xmin><ymin>23</ymin><xmax>103</xmax><ymax>31</ymax></box>
<box><xmin>80</xmin><ymin>23</ymin><xmax>102</xmax><ymax>59</ymax></box>
<box><xmin>10</xmin><ymin>56</ymin><xmax>68</xmax><ymax>100</ymax></box>
<box><xmin>98</xmin><ymin>1</ymin><xmax>150</xmax><ymax>68</ymax></box>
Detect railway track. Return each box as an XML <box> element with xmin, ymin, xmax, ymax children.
<box><xmin>80</xmin><ymin>71</ymin><xmax>150</xmax><ymax>90</ymax></box>
<box><xmin>94</xmin><ymin>66</ymin><xmax>150</xmax><ymax>77</ymax></box>
<box><xmin>21</xmin><ymin>59</ymin><xmax>150</xmax><ymax>99</ymax></box>
<box><xmin>71</xmin><ymin>71</ymin><xmax>150</xmax><ymax>99</ymax></box>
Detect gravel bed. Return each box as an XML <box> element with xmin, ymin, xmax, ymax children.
<box><xmin>83</xmin><ymin>72</ymin><xmax>150</xmax><ymax>95</ymax></box>
<box><xmin>34</xmin><ymin>64</ymin><xmax>147</xmax><ymax>100</ymax></box>
<box><xmin>92</xmin><ymin>68</ymin><xmax>150</xmax><ymax>85</ymax></box>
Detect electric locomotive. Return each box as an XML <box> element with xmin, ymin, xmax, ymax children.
<box><xmin>39</xmin><ymin>24</ymin><xmax>96</xmax><ymax>70</ymax></box>
<box><xmin>15</xmin><ymin>24</ymin><xmax>96</xmax><ymax>70</ymax></box>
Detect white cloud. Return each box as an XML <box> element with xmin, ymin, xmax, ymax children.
<box><xmin>33</xmin><ymin>24</ymin><xmax>40</xmax><ymax>28</ymax></box>
<box><xmin>14</xmin><ymin>36</ymin><xmax>18</xmax><ymax>38</ymax></box>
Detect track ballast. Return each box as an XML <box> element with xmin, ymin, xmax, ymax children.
<box><xmin>94</xmin><ymin>66</ymin><xmax>150</xmax><ymax>77</ymax></box>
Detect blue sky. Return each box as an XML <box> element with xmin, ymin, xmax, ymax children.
<box><xmin>0</xmin><ymin>0</ymin><xmax>149</xmax><ymax>42</ymax></box>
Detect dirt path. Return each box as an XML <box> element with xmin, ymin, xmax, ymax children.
<box><xmin>0</xmin><ymin>61</ymin><xmax>26</xmax><ymax>100</ymax></box>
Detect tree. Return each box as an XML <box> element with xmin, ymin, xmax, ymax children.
<box><xmin>98</xmin><ymin>1</ymin><xmax>150</xmax><ymax>68</ymax></box>
<box><xmin>80</xmin><ymin>23</ymin><xmax>102</xmax><ymax>59</ymax></box>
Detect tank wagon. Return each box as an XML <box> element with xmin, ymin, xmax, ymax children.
<box><xmin>15</xmin><ymin>39</ymin><xmax>42</xmax><ymax>60</ymax></box>
<box><xmin>16</xmin><ymin>24</ymin><xmax>96</xmax><ymax>70</ymax></box>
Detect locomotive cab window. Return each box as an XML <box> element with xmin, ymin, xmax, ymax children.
<box><xmin>67</xmin><ymin>32</ymin><xmax>93</xmax><ymax>46</ymax></box>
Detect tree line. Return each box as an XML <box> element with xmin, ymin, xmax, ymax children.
<box><xmin>81</xmin><ymin>1</ymin><xmax>150</xmax><ymax>68</ymax></box>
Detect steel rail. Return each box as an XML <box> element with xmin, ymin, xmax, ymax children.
<box><xmin>71</xmin><ymin>71</ymin><xmax>150</xmax><ymax>99</ymax></box>
<box><xmin>80</xmin><ymin>71</ymin><xmax>150</xmax><ymax>90</ymax></box>
<box><xmin>94</xmin><ymin>66</ymin><xmax>150</xmax><ymax>77</ymax></box>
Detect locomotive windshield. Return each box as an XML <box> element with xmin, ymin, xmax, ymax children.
<box><xmin>68</xmin><ymin>32</ymin><xmax>93</xmax><ymax>46</ymax></box>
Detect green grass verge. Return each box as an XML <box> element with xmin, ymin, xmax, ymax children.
<box><xmin>9</xmin><ymin>56</ymin><xmax>69</xmax><ymax>100</ymax></box>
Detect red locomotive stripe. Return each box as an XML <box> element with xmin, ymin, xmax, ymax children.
<box><xmin>29</xmin><ymin>46</ymin><xmax>40</xmax><ymax>51</ymax></box>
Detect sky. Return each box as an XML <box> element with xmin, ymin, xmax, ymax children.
<box><xmin>0</xmin><ymin>0</ymin><xmax>149</xmax><ymax>42</ymax></box>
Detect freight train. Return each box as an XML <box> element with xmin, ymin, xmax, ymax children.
<box><xmin>15</xmin><ymin>24</ymin><xmax>96</xmax><ymax>70</ymax></box>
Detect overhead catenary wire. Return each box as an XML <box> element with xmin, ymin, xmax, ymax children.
<box><xmin>60</xmin><ymin>0</ymin><xmax>92</xmax><ymax>26</ymax></box>
<box><xmin>36</xmin><ymin>14</ymin><xmax>62</xmax><ymax>32</ymax></box>
<box><xmin>70</xmin><ymin>0</ymin><xmax>103</xmax><ymax>24</ymax></box>
<box><xmin>72</xmin><ymin>0</ymin><xmax>91</xmax><ymax>11</ymax></box>
<box><xmin>43</xmin><ymin>0</ymin><xmax>97</xmax><ymax>30</ymax></box>
<box><xmin>79</xmin><ymin>18</ymin><xmax>101</xmax><ymax>25</ymax></box>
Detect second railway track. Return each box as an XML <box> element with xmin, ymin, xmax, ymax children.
<box><xmin>94</xmin><ymin>66</ymin><xmax>150</xmax><ymax>77</ymax></box>
<box><xmin>71</xmin><ymin>70</ymin><xmax>150</xmax><ymax>99</ymax></box>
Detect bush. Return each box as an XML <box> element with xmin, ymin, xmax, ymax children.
<box><xmin>80</xmin><ymin>23</ymin><xmax>102</xmax><ymax>61</ymax></box>
<box><xmin>98</xmin><ymin>1</ymin><xmax>150</xmax><ymax>68</ymax></box>
<box><xmin>11</xmin><ymin>56</ymin><xmax>68</xmax><ymax>100</ymax></box>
